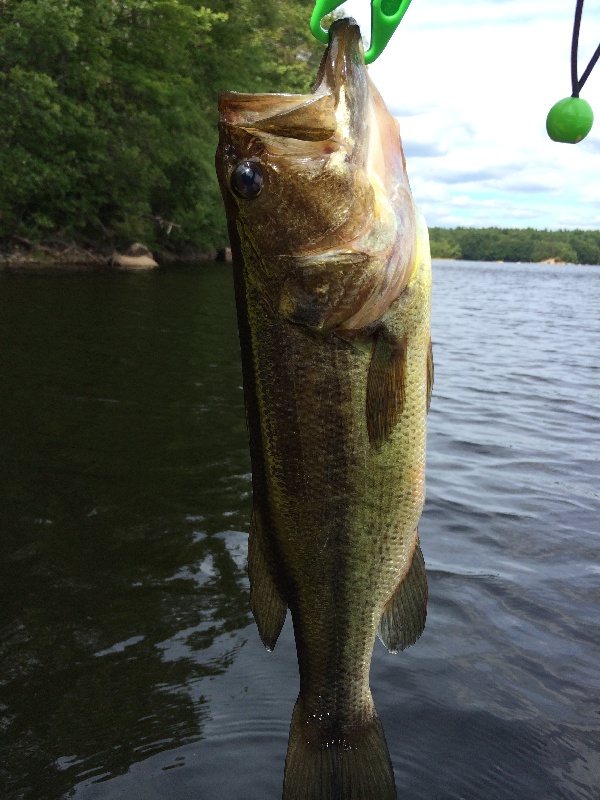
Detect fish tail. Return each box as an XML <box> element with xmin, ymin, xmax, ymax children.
<box><xmin>283</xmin><ymin>698</ymin><xmax>397</xmax><ymax>800</ymax></box>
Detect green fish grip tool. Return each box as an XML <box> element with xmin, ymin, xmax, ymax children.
<box><xmin>546</xmin><ymin>0</ymin><xmax>598</xmax><ymax>143</ymax></box>
<box><xmin>310</xmin><ymin>0</ymin><xmax>413</xmax><ymax>64</ymax></box>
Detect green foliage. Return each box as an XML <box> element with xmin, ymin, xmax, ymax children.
<box><xmin>427</xmin><ymin>229</ymin><xmax>462</xmax><ymax>260</ymax></box>
<box><xmin>0</xmin><ymin>0</ymin><xmax>323</xmax><ymax>249</ymax></box>
<box><xmin>429</xmin><ymin>227</ymin><xmax>600</xmax><ymax>265</ymax></box>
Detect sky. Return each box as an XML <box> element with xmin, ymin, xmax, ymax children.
<box><xmin>335</xmin><ymin>0</ymin><xmax>600</xmax><ymax>229</ymax></box>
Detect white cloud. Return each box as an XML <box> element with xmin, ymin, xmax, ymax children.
<box><xmin>581</xmin><ymin>185</ymin><xmax>600</xmax><ymax>203</ymax></box>
<box><xmin>336</xmin><ymin>0</ymin><xmax>600</xmax><ymax>229</ymax></box>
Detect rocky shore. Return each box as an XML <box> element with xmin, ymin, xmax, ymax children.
<box><xmin>0</xmin><ymin>238</ymin><xmax>231</xmax><ymax>270</ymax></box>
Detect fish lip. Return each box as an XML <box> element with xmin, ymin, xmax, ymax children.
<box><xmin>313</xmin><ymin>18</ymin><xmax>365</xmax><ymax>96</ymax></box>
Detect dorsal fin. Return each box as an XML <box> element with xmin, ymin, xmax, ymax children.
<box><xmin>248</xmin><ymin>509</ymin><xmax>287</xmax><ymax>651</ymax></box>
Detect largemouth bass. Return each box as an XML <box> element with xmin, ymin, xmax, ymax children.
<box><xmin>216</xmin><ymin>18</ymin><xmax>432</xmax><ymax>800</ymax></box>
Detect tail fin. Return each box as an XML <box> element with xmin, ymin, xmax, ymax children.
<box><xmin>283</xmin><ymin>698</ymin><xmax>397</xmax><ymax>800</ymax></box>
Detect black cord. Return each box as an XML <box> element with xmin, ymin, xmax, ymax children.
<box><xmin>571</xmin><ymin>0</ymin><xmax>600</xmax><ymax>97</ymax></box>
<box><xmin>577</xmin><ymin>43</ymin><xmax>600</xmax><ymax>94</ymax></box>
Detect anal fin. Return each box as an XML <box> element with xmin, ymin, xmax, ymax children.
<box><xmin>248</xmin><ymin>510</ymin><xmax>287</xmax><ymax>651</ymax></box>
<box><xmin>378</xmin><ymin>533</ymin><xmax>428</xmax><ymax>653</ymax></box>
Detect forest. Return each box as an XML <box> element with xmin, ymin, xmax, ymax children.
<box><xmin>0</xmin><ymin>0</ymin><xmax>322</xmax><ymax>252</ymax></box>
<box><xmin>429</xmin><ymin>227</ymin><xmax>600</xmax><ymax>265</ymax></box>
<box><xmin>1</xmin><ymin>1</ymin><xmax>598</xmax><ymax>264</ymax></box>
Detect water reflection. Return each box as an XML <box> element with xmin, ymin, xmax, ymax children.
<box><xmin>0</xmin><ymin>265</ymin><xmax>252</xmax><ymax>799</ymax></box>
<box><xmin>1</xmin><ymin>262</ymin><xmax>599</xmax><ymax>800</ymax></box>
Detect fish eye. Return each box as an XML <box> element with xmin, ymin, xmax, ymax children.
<box><xmin>230</xmin><ymin>161</ymin><xmax>264</xmax><ymax>199</ymax></box>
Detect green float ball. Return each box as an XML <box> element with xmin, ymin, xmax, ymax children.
<box><xmin>546</xmin><ymin>96</ymin><xmax>594</xmax><ymax>143</ymax></box>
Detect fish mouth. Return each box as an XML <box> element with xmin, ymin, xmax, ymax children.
<box><xmin>313</xmin><ymin>18</ymin><xmax>370</xmax><ymax>164</ymax></box>
<box><xmin>313</xmin><ymin>17</ymin><xmax>365</xmax><ymax>96</ymax></box>
<box><xmin>218</xmin><ymin>18</ymin><xmax>368</xmax><ymax>149</ymax></box>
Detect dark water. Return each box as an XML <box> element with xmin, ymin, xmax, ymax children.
<box><xmin>1</xmin><ymin>260</ymin><xmax>598</xmax><ymax>800</ymax></box>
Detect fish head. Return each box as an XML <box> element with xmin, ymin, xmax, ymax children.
<box><xmin>216</xmin><ymin>18</ymin><xmax>416</xmax><ymax>332</ymax></box>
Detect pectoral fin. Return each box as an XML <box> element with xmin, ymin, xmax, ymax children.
<box><xmin>366</xmin><ymin>332</ymin><xmax>407</xmax><ymax>449</ymax></box>
<box><xmin>248</xmin><ymin>510</ymin><xmax>287</xmax><ymax>651</ymax></box>
<box><xmin>378</xmin><ymin>533</ymin><xmax>427</xmax><ymax>653</ymax></box>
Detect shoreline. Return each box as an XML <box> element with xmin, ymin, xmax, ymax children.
<box><xmin>0</xmin><ymin>241</ymin><xmax>594</xmax><ymax>271</ymax></box>
<box><xmin>0</xmin><ymin>240</ymin><xmax>230</xmax><ymax>271</ymax></box>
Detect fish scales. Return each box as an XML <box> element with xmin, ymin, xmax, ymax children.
<box><xmin>216</xmin><ymin>18</ymin><xmax>432</xmax><ymax>800</ymax></box>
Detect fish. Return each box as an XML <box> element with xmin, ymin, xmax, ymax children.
<box><xmin>215</xmin><ymin>17</ymin><xmax>432</xmax><ymax>800</ymax></box>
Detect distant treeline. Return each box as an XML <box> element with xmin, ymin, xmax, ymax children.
<box><xmin>429</xmin><ymin>227</ymin><xmax>600</xmax><ymax>265</ymax></box>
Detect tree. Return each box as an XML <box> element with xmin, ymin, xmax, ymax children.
<box><xmin>0</xmin><ymin>0</ymin><xmax>323</xmax><ymax>249</ymax></box>
<box><xmin>429</xmin><ymin>230</ymin><xmax>462</xmax><ymax>259</ymax></box>
<box><xmin>428</xmin><ymin>227</ymin><xmax>599</xmax><ymax>265</ymax></box>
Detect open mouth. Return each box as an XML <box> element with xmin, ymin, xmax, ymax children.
<box><xmin>218</xmin><ymin>18</ymin><xmax>368</xmax><ymax>150</ymax></box>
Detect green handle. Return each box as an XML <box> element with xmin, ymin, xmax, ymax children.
<box><xmin>310</xmin><ymin>0</ymin><xmax>413</xmax><ymax>64</ymax></box>
<box><xmin>366</xmin><ymin>0</ymin><xmax>412</xmax><ymax>64</ymax></box>
<box><xmin>310</xmin><ymin>0</ymin><xmax>343</xmax><ymax>44</ymax></box>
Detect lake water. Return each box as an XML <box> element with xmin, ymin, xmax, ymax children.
<box><xmin>1</xmin><ymin>260</ymin><xmax>598</xmax><ymax>800</ymax></box>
